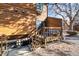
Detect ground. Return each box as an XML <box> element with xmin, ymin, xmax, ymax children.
<box><xmin>3</xmin><ymin>35</ymin><xmax>79</xmax><ymax>56</ymax></box>
<box><xmin>2</xmin><ymin>34</ymin><xmax>79</xmax><ymax>56</ymax></box>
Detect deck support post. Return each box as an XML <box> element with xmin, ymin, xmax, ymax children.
<box><xmin>0</xmin><ymin>35</ymin><xmax>3</xmax><ymax>56</ymax></box>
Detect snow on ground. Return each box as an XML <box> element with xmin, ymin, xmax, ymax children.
<box><xmin>4</xmin><ymin>34</ymin><xmax>79</xmax><ymax>56</ymax></box>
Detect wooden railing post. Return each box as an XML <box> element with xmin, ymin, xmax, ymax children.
<box><xmin>0</xmin><ymin>34</ymin><xmax>8</xmax><ymax>56</ymax></box>
<box><xmin>5</xmin><ymin>38</ymin><xmax>7</xmax><ymax>50</ymax></box>
<box><xmin>0</xmin><ymin>35</ymin><xmax>3</xmax><ymax>56</ymax></box>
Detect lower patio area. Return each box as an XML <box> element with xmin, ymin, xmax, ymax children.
<box><xmin>3</xmin><ymin>34</ymin><xmax>79</xmax><ymax>56</ymax></box>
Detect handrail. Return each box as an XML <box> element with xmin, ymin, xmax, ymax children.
<box><xmin>28</xmin><ymin>28</ymin><xmax>42</xmax><ymax>38</ymax></box>
<box><xmin>43</xmin><ymin>27</ymin><xmax>62</xmax><ymax>30</ymax></box>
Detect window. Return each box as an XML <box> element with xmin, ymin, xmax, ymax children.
<box><xmin>36</xmin><ymin>3</ymin><xmax>43</xmax><ymax>13</ymax></box>
<box><xmin>36</xmin><ymin>20</ymin><xmax>43</xmax><ymax>30</ymax></box>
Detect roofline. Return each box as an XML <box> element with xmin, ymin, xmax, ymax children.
<box><xmin>47</xmin><ymin>17</ymin><xmax>62</xmax><ymax>20</ymax></box>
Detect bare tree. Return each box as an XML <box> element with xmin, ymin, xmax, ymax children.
<box><xmin>49</xmin><ymin>3</ymin><xmax>79</xmax><ymax>30</ymax></box>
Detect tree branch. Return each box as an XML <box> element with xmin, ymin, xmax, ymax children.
<box><xmin>55</xmin><ymin>3</ymin><xmax>70</xmax><ymax>17</ymax></box>
<box><xmin>53</xmin><ymin>9</ymin><xmax>70</xmax><ymax>27</ymax></box>
<box><xmin>72</xmin><ymin>9</ymin><xmax>79</xmax><ymax>23</ymax></box>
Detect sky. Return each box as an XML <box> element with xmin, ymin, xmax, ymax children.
<box><xmin>48</xmin><ymin>3</ymin><xmax>79</xmax><ymax>20</ymax></box>
<box><xmin>48</xmin><ymin>4</ymin><xmax>62</xmax><ymax>18</ymax></box>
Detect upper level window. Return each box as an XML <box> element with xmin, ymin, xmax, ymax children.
<box><xmin>36</xmin><ymin>3</ymin><xmax>43</xmax><ymax>13</ymax></box>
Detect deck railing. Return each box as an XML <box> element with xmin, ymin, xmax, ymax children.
<box><xmin>0</xmin><ymin>26</ymin><xmax>63</xmax><ymax>55</ymax></box>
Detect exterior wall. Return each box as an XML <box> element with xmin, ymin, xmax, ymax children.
<box><xmin>36</xmin><ymin>4</ymin><xmax>47</xmax><ymax>21</ymax></box>
<box><xmin>73</xmin><ymin>19</ymin><xmax>79</xmax><ymax>31</ymax></box>
<box><xmin>36</xmin><ymin>4</ymin><xmax>47</xmax><ymax>29</ymax></box>
<box><xmin>0</xmin><ymin>3</ymin><xmax>36</xmax><ymax>35</ymax></box>
<box><xmin>74</xmin><ymin>19</ymin><xmax>79</xmax><ymax>25</ymax></box>
<box><xmin>45</xmin><ymin>17</ymin><xmax>62</xmax><ymax>27</ymax></box>
<box><xmin>0</xmin><ymin>3</ymin><xmax>48</xmax><ymax>35</ymax></box>
<box><xmin>0</xmin><ymin>3</ymin><xmax>36</xmax><ymax>11</ymax></box>
<box><xmin>73</xmin><ymin>11</ymin><xmax>79</xmax><ymax>25</ymax></box>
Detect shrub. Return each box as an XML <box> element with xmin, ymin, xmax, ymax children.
<box><xmin>66</xmin><ymin>31</ymin><xmax>77</xmax><ymax>36</ymax></box>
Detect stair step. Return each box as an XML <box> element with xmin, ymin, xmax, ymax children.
<box><xmin>36</xmin><ymin>35</ymin><xmax>44</xmax><ymax>38</ymax></box>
